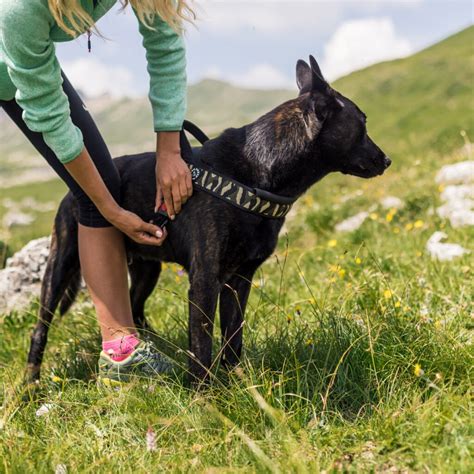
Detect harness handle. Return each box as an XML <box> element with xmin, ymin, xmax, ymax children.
<box><xmin>183</xmin><ymin>120</ymin><xmax>210</xmax><ymax>145</ymax></box>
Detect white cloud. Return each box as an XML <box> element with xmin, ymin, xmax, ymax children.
<box><xmin>195</xmin><ymin>1</ymin><xmax>424</xmax><ymax>36</ymax></box>
<box><xmin>62</xmin><ymin>57</ymin><xmax>139</xmax><ymax>98</ymax></box>
<box><xmin>321</xmin><ymin>17</ymin><xmax>413</xmax><ymax>80</ymax></box>
<box><xmin>195</xmin><ymin>1</ymin><xmax>342</xmax><ymax>36</ymax></box>
<box><xmin>201</xmin><ymin>63</ymin><xmax>294</xmax><ymax>89</ymax></box>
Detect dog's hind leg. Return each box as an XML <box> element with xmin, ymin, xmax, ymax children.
<box><xmin>219</xmin><ymin>260</ymin><xmax>262</xmax><ymax>368</ymax></box>
<box><xmin>27</xmin><ymin>210</ymin><xmax>80</xmax><ymax>382</ymax></box>
<box><xmin>188</xmin><ymin>270</ymin><xmax>222</xmax><ymax>385</ymax></box>
<box><xmin>129</xmin><ymin>259</ymin><xmax>161</xmax><ymax>334</ymax></box>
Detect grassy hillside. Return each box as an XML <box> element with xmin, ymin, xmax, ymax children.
<box><xmin>0</xmin><ymin>28</ymin><xmax>473</xmax><ymax>472</ymax></box>
<box><xmin>334</xmin><ymin>26</ymin><xmax>474</xmax><ymax>163</ymax></box>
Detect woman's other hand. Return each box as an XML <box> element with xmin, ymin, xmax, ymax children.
<box><xmin>155</xmin><ymin>131</ymin><xmax>193</xmax><ymax>220</ymax></box>
<box><xmin>109</xmin><ymin>208</ymin><xmax>167</xmax><ymax>246</ymax></box>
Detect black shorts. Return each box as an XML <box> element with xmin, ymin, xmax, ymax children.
<box><xmin>0</xmin><ymin>71</ymin><xmax>121</xmax><ymax>228</ymax></box>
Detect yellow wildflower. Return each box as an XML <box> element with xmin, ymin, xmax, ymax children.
<box><xmin>305</xmin><ymin>338</ymin><xmax>313</xmax><ymax>346</ymax></box>
<box><xmin>303</xmin><ymin>195</ymin><xmax>314</xmax><ymax>206</ymax></box>
<box><xmin>338</xmin><ymin>268</ymin><xmax>346</xmax><ymax>279</ymax></box>
<box><xmin>385</xmin><ymin>209</ymin><xmax>397</xmax><ymax>223</ymax></box>
<box><xmin>287</xmin><ymin>314</ymin><xmax>293</xmax><ymax>323</ymax></box>
<box><xmin>383</xmin><ymin>289</ymin><xmax>393</xmax><ymax>299</ymax></box>
<box><xmin>414</xmin><ymin>364</ymin><xmax>424</xmax><ymax>377</ymax></box>
<box><xmin>369</xmin><ymin>212</ymin><xmax>379</xmax><ymax>220</ymax></box>
<box><xmin>328</xmin><ymin>239</ymin><xmax>337</xmax><ymax>248</ymax></box>
<box><xmin>434</xmin><ymin>320</ymin><xmax>442</xmax><ymax>330</ymax></box>
<box><xmin>416</xmin><ymin>251</ymin><xmax>422</xmax><ymax>257</ymax></box>
<box><xmin>405</xmin><ymin>223</ymin><xmax>413</xmax><ymax>231</ymax></box>
<box><xmin>355</xmin><ymin>257</ymin><xmax>362</xmax><ymax>265</ymax></box>
<box><xmin>394</xmin><ymin>301</ymin><xmax>401</xmax><ymax>308</ymax></box>
<box><xmin>414</xmin><ymin>220</ymin><xmax>424</xmax><ymax>229</ymax></box>
<box><xmin>393</xmin><ymin>226</ymin><xmax>400</xmax><ymax>234</ymax></box>
<box><xmin>51</xmin><ymin>375</ymin><xmax>62</xmax><ymax>383</ymax></box>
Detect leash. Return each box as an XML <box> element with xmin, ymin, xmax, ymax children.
<box><xmin>153</xmin><ymin>121</ymin><xmax>296</xmax><ymax>227</ymax></box>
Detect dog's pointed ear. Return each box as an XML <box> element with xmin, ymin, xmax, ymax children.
<box><xmin>296</xmin><ymin>59</ymin><xmax>312</xmax><ymax>92</ymax></box>
<box><xmin>309</xmin><ymin>55</ymin><xmax>329</xmax><ymax>94</ymax></box>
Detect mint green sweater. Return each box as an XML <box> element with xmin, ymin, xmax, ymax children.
<box><xmin>0</xmin><ymin>0</ymin><xmax>186</xmax><ymax>163</ymax></box>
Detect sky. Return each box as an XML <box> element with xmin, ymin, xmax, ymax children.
<box><xmin>57</xmin><ymin>0</ymin><xmax>473</xmax><ymax>97</ymax></box>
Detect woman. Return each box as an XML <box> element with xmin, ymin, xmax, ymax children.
<box><xmin>0</xmin><ymin>0</ymin><xmax>194</xmax><ymax>382</ymax></box>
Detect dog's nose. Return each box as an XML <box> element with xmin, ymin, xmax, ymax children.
<box><xmin>383</xmin><ymin>156</ymin><xmax>392</xmax><ymax>168</ymax></box>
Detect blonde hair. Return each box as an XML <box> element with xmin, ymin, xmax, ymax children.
<box><xmin>48</xmin><ymin>0</ymin><xmax>195</xmax><ymax>37</ymax></box>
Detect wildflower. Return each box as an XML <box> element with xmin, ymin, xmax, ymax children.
<box><xmin>355</xmin><ymin>257</ymin><xmax>362</xmax><ymax>265</ymax></box>
<box><xmin>303</xmin><ymin>195</ymin><xmax>314</xmax><ymax>206</ymax></box>
<box><xmin>394</xmin><ymin>301</ymin><xmax>401</xmax><ymax>308</ymax></box>
<box><xmin>328</xmin><ymin>239</ymin><xmax>337</xmax><ymax>248</ymax></box>
<box><xmin>414</xmin><ymin>364</ymin><xmax>424</xmax><ymax>377</ymax></box>
<box><xmin>305</xmin><ymin>338</ymin><xmax>314</xmax><ymax>346</ymax></box>
<box><xmin>36</xmin><ymin>403</ymin><xmax>54</xmax><ymax>417</ymax></box>
<box><xmin>385</xmin><ymin>209</ymin><xmax>396</xmax><ymax>222</ymax></box>
<box><xmin>338</xmin><ymin>268</ymin><xmax>346</xmax><ymax>279</ymax></box>
<box><xmin>308</xmin><ymin>297</ymin><xmax>316</xmax><ymax>305</ymax></box>
<box><xmin>146</xmin><ymin>426</ymin><xmax>157</xmax><ymax>452</ymax></box>
<box><xmin>414</xmin><ymin>220</ymin><xmax>424</xmax><ymax>229</ymax></box>
<box><xmin>405</xmin><ymin>223</ymin><xmax>413</xmax><ymax>231</ymax></box>
<box><xmin>287</xmin><ymin>314</ymin><xmax>293</xmax><ymax>323</ymax></box>
<box><xmin>295</xmin><ymin>305</ymin><xmax>302</xmax><ymax>316</ymax></box>
<box><xmin>51</xmin><ymin>375</ymin><xmax>62</xmax><ymax>383</ymax></box>
<box><xmin>403</xmin><ymin>305</ymin><xmax>411</xmax><ymax>312</ymax></box>
<box><xmin>383</xmin><ymin>289</ymin><xmax>393</xmax><ymax>299</ymax></box>
<box><xmin>416</xmin><ymin>251</ymin><xmax>422</xmax><ymax>257</ymax></box>
<box><xmin>434</xmin><ymin>320</ymin><xmax>442</xmax><ymax>330</ymax></box>
<box><xmin>369</xmin><ymin>212</ymin><xmax>378</xmax><ymax>220</ymax></box>
<box><xmin>435</xmin><ymin>372</ymin><xmax>443</xmax><ymax>381</ymax></box>
<box><xmin>393</xmin><ymin>226</ymin><xmax>400</xmax><ymax>234</ymax></box>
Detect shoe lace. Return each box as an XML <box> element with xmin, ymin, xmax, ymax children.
<box><xmin>138</xmin><ymin>342</ymin><xmax>172</xmax><ymax>373</ymax></box>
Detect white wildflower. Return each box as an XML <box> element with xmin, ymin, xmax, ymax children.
<box><xmin>146</xmin><ymin>426</ymin><xmax>157</xmax><ymax>452</ymax></box>
<box><xmin>35</xmin><ymin>403</ymin><xmax>54</xmax><ymax>417</ymax></box>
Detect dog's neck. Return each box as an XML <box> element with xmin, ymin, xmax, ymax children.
<box><xmin>205</xmin><ymin>96</ymin><xmax>331</xmax><ymax>198</ymax></box>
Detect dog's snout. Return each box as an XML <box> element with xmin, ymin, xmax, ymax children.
<box><xmin>383</xmin><ymin>156</ymin><xmax>392</xmax><ymax>168</ymax></box>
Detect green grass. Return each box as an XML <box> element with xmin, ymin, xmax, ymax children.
<box><xmin>1</xmin><ymin>27</ymin><xmax>473</xmax><ymax>472</ymax></box>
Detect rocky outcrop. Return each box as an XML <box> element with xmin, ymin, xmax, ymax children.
<box><xmin>0</xmin><ymin>237</ymin><xmax>50</xmax><ymax>314</ymax></box>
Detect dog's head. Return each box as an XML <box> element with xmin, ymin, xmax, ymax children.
<box><xmin>296</xmin><ymin>56</ymin><xmax>391</xmax><ymax>178</ymax></box>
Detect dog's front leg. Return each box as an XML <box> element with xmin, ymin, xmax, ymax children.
<box><xmin>219</xmin><ymin>261</ymin><xmax>262</xmax><ymax>368</ymax></box>
<box><xmin>188</xmin><ymin>273</ymin><xmax>221</xmax><ymax>385</ymax></box>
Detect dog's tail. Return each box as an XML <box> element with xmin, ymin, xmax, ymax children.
<box><xmin>59</xmin><ymin>269</ymin><xmax>82</xmax><ymax>316</ymax></box>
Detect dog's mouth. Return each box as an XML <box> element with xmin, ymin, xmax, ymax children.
<box><xmin>342</xmin><ymin>157</ymin><xmax>390</xmax><ymax>178</ymax></box>
<box><xmin>342</xmin><ymin>164</ymin><xmax>384</xmax><ymax>178</ymax></box>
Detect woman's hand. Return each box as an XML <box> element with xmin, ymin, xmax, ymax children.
<box><xmin>109</xmin><ymin>208</ymin><xmax>167</xmax><ymax>246</ymax></box>
<box><xmin>155</xmin><ymin>131</ymin><xmax>193</xmax><ymax>220</ymax></box>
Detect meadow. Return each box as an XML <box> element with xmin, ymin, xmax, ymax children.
<box><xmin>0</xmin><ymin>27</ymin><xmax>472</xmax><ymax>472</ymax></box>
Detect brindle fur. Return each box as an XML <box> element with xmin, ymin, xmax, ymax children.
<box><xmin>27</xmin><ymin>57</ymin><xmax>391</xmax><ymax>384</ymax></box>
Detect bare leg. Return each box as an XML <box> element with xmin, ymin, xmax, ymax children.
<box><xmin>78</xmin><ymin>224</ymin><xmax>135</xmax><ymax>342</ymax></box>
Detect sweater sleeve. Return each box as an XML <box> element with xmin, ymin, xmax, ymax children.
<box><xmin>0</xmin><ymin>0</ymin><xmax>84</xmax><ymax>163</ymax></box>
<box><xmin>133</xmin><ymin>9</ymin><xmax>187</xmax><ymax>132</ymax></box>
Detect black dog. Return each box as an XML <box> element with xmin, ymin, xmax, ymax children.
<box><xmin>27</xmin><ymin>57</ymin><xmax>390</xmax><ymax>384</ymax></box>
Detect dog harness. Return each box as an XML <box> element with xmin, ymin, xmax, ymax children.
<box><xmin>154</xmin><ymin>121</ymin><xmax>297</xmax><ymax>227</ymax></box>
